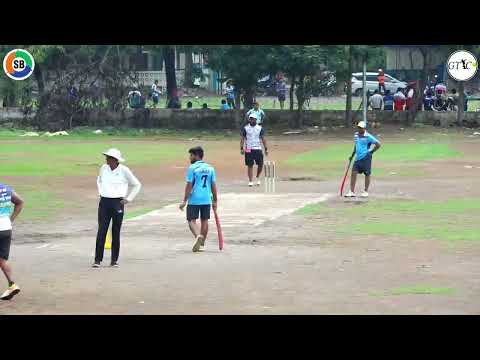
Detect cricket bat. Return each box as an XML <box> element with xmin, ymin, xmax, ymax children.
<box><xmin>213</xmin><ymin>208</ymin><xmax>224</xmax><ymax>251</ymax></box>
<box><xmin>339</xmin><ymin>158</ymin><xmax>353</xmax><ymax>197</ymax></box>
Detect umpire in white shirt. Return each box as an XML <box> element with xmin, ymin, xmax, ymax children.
<box><xmin>93</xmin><ymin>148</ymin><xmax>141</xmax><ymax>268</ymax></box>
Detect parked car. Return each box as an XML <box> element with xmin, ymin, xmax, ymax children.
<box><xmin>350</xmin><ymin>72</ymin><xmax>407</xmax><ymax>97</ymax></box>
<box><xmin>257</xmin><ymin>75</ymin><xmax>277</xmax><ymax>96</ymax></box>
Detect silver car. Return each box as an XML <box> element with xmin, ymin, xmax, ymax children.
<box><xmin>351</xmin><ymin>72</ymin><xmax>407</xmax><ymax>96</ymax></box>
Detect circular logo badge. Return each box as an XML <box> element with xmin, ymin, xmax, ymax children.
<box><xmin>446</xmin><ymin>50</ymin><xmax>478</xmax><ymax>82</ymax></box>
<box><xmin>3</xmin><ymin>49</ymin><xmax>35</xmax><ymax>81</ymax></box>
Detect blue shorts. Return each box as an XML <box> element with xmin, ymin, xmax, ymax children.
<box><xmin>187</xmin><ymin>205</ymin><xmax>211</xmax><ymax>221</ymax></box>
<box><xmin>353</xmin><ymin>153</ymin><xmax>372</xmax><ymax>176</ymax></box>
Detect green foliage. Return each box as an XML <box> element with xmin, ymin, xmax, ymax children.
<box><xmin>285</xmin><ymin>142</ymin><xmax>460</xmax><ymax>178</ymax></box>
<box><xmin>296</xmin><ymin>198</ymin><xmax>480</xmax><ymax>244</ymax></box>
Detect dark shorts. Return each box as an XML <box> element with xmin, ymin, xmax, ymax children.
<box><xmin>245</xmin><ymin>149</ymin><xmax>264</xmax><ymax>167</ymax></box>
<box><xmin>152</xmin><ymin>95</ymin><xmax>159</xmax><ymax>104</ymax></box>
<box><xmin>353</xmin><ymin>153</ymin><xmax>372</xmax><ymax>176</ymax></box>
<box><xmin>278</xmin><ymin>94</ymin><xmax>286</xmax><ymax>102</ymax></box>
<box><xmin>187</xmin><ymin>205</ymin><xmax>211</xmax><ymax>221</ymax></box>
<box><xmin>0</xmin><ymin>230</ymin><xmax>12</xmax><ymax>260</ymax></box>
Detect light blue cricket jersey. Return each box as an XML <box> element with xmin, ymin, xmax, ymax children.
<box><xmin>186</xmin><ymin>161</ymin><xmax>216</xmax><ymax>205</ymax></box>
<box><xmin>354</xmin><ymin>131</ymin><xmax>380</xmax><ymax>161</ymax></box>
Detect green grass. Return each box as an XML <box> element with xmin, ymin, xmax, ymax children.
<box><xmin>5</xmin><ymin>186</ymin><xmax>66</xmax><ymax>221</ymax></box>
<box><xmin>296</xmin><ymin>202</ymin><xmax>327</xmax><ymax>216</ymax></box>
<box><xmin>296</xmin><ymin>199</ymin><xmax>480</xmax><ymax>245</ymax></box>
<box><xmin>125</xmin><ymin>207</ymin><xmax>156</xmax><ymax>220</ymax></box>
<box><xmin>390</xmin><ymin>286</ymin><xmax>454</xmax><ymax>295</ymax></box>
<box><xmin>0</xmin><ymin>142</ymin><xmax>188</xmax><ymax>177</ymax></box>
<box><xmin>0</xmin><ymin>127</ymin><xmax>237</xmax><ymax>141</ymax></box>
<box><xmin>148</xmin><ymin>95</ymin><xmax>480</xmax><ymax>111</ymax></box>
<box><xmin>144</xmin><ymin>96</ymin><xmax>362</xmax><ymax>111</ymax></box>
<box><xmin>285</xmin><ymin>142</ymin><xmax>461</xmax><ymax>179</ymax></box>
<box><xmin>369</xmin><ymin>286</ymin><xmax>454</xmax><ymax>296</ymax></box>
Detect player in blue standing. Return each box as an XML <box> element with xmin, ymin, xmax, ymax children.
<box><xmin>345</xmin><ymin>121</ymin><xmax>381</xmax><ymax>198</ymax></box>
<box><xmin>0</xmin><ymin>183</ymin><xmax>24</xmax><ymax>300</ymax></box>
<box><xmin>179</xmin><ymin>146</ymin><xmax>218</xmax><ymax>252</ymax></box>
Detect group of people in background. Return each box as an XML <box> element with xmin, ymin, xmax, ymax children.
<box><xmin>369</xmin><ymin>71</ymin><xmax>471</xmax><ymax>112</ymax></box>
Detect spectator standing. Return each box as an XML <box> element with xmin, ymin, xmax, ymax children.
<box><xmin>225</xmin><ymin>82</ymin><xmax>236</xmax><ymax>109</ymax></box>
<box><xmin>246</xmin><ymin>102</ymin><xmax>266</xmax><ymax>125</ymax></box>
<box><xmin>377</xmin><ymin>70</ymin><xmax>386</xmax><ymax>94</ymax></box>
<box><xmin>150</xmin><ymin>80</ymin><xmax>162</xmax><ymax>108</ymax></box>
<box><xmin>369</xmin><ymin>90</ymin><xmax>383</xmax><ymax>110</ymax></box>
<box><xmin>405</xmin><ymin>84</ymin><xmax>415</xmax><ymax>111</ymax></box>
<box><xmin>276</xmin><ymin>78</ymin><xmax>287</xmax><ymax>110</ymax></box>
<box><xmin>383</xmin><ymin>90</ymin><xmax>394</xmax><ymax>111</ymax></box>
<box><xmin>394</xmin><ymin>87</ymin><xmax>406</xmax><ymax>111</ymax></box>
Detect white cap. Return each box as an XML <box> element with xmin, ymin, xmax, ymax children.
<box><xmin>102</xmin><ymin>148</ymin><xmax>125</xmax><ymax>162</ymax></box>
<box><xmin>357</xmin><ymin>121</ymin><xmax>367</xmax><ymax>129</ymax></box>
<box><xmin>248</xmin><ymin>113</ymin><xmax>258</xmax><ymax>120</ymax></box>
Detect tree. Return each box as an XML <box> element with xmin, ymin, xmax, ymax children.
<box><xmin>163</xmin><ymin>46</ymin><xmax>177</xmax><ymax>100</ymax></box>
<box><xmin>269</xmin><ymin>45</ymin><xmax>332</xmax><ymax>126</ymax></box>
<box><xmin>335</xmin><ymin>45</ymin><xmax>384</xmax><ymax>126</ymax></box>
<box><xmin>204</xmin><ymin>45</ymin><xmax>272</xmax><ymax>110</ymax></box>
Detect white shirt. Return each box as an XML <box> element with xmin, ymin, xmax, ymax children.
<box><xmin>370</xmin><ymin>94</ymin><xmax>383</xmax><ymax>109</ymax></box>
<box><xmin>0</xmin><ymin>185</ymin><xmax>13</xmax><ymax>231</ymax></box>
<box><xmin>243</xmin><ymin>124</ymin><xmax>264</xmax><ymax>150</ymax></box>
<box><xmin>97</xmin><ymin>164</ymin><xmax>142</xmax><ymax>202</ymax></box>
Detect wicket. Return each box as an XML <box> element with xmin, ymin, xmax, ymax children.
<box><xmin>264</xmin><ymin>161</ymin><xmax>276</xmax><ymax>193</ymax></box>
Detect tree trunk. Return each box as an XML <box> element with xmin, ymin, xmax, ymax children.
<box><xmin>163</xmin><ymin>46</ymin><xmax>177</xmax><ymax>100</ymax></box>
<box><xmin>184</xmin><ymin>50</ymin><xmax>194</xmax><ymax>88</ymax></box>
<box><xmin>345</xmin><ymin>45</ymin><xmax>353</xmax><ymax>126</ymax></box>
<box><xmin>34</xmin><ymin>63</ymin><xmax>45</xmax><ymax>96</ymax></box>
<box><xmin>408</xmin><ymin>48</ymin><xmax>428</xmax><ymax>125</ymax></box>
<box><xmin>457</xmin><ymin>81</ymin><xmax>465</xmax><ymax>125</ymax></box>
<box><xmin>295</xmin><ymin>75</ymin><xmax>306</xmax><ymax>128</ymax></box>
<box><xmin>135</xmin><ymin>45</ymin><xmax>143</xmax><ymax>71</ymax></box>
<box><xmin>296</xmin><ymin>75</ymin><xmax>306</xmax><ymax>111</ymax></box>
<box><xmin>243</xmin><ymin>87</ymin><xmax>255</xmax><ymax>110</ymax></box>
<box><xmin>289</xmin><ymin>76</ymin><xmax>295</xmax><ymax>110</ymax></box>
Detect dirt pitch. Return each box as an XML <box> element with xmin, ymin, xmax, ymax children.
<box><xmin>1</xmin><ymin>125</ymin><xmax>480</xmax><ymax>314</ymax></box>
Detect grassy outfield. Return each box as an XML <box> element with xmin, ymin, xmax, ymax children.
<box><xmin>285</xmin><ymin>141</ymin><xmax>461</xmax><ymax>179</ymax></box>
<box><xmin>144</xmin><ymin>96</ymin><xmax>362</xmax><ymax>111</ymax></box>
<box><xmin>0</xmin><ymin>141</ymin><xmax>187</xmax><ymax>177</ymax></box>
<box><xmin>146</xmin><ymin>95</ymin><xmax>480</xmax><ymax>111</ymax></box>
<box><xmin>296</xmin><ymin>199</ymin><xmax>480</xmax><ymax>245</ymax></box>
<box><xmin>0</xmin><ymin>132</ymin><xmax>193</xmax><ymax>220</ymax></box>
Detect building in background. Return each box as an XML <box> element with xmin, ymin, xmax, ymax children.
<box><xmin>385</xmin><ymin>45</ymin><xmax>480</xmax><ymax>91</ymax></box>
<box><xmin>133</xmin><ymin>48</ymin><xmax>219</xmax><ymax>92</ymax></box>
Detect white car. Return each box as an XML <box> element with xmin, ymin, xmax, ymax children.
<box><xmin>351</xmin><ymin>72</ymin><xmax>407</xmax><ymax>96</ymax></box>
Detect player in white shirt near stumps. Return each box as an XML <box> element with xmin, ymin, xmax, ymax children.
<box><xmin>240</xmin><ymin>113</ymin><xmax>269</xmax><ymax>187</ymax></box>
<box><xmin>93</xmin><ymin>148</ymin><xmax>142</xmax><ymax>268</ymax></box>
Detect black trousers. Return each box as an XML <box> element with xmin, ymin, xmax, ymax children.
<box><xmin>95</xmin><ymin>197</ymin><xmax>124</xmax><ymax>263</ymax></box>
<box><xmin>378</xmin><ymin>83</ymin><xmax>386</xmax><ymax>93</ymax></box>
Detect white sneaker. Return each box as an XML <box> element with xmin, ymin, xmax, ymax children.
<box><xmin>192</xmin><ymin>235</ymin><xmax>204</xmax><ymax>252</ymax></box>
<box><xmin>344</xmin><ymin>190</ymin><xmax>356</xmax><ymax>198</ymax></box>
<box><xmin>361</xmin><ymin>191</ymin><xmax>369</xmax><ymax>198</ymax></box>
<box><xmin>248</xmin><ymin>181</ymin><xmax>254</xmax><ymax>187</ymax></box>
<box><xmin>256</xmin><ymin>178</ymin><xmax>261</xmax><ymax>186</ymax></box>
<box><xmin>1</xmin><ymin>283</ymin><xmax>21</xmax><ymax>300</ymax></box>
